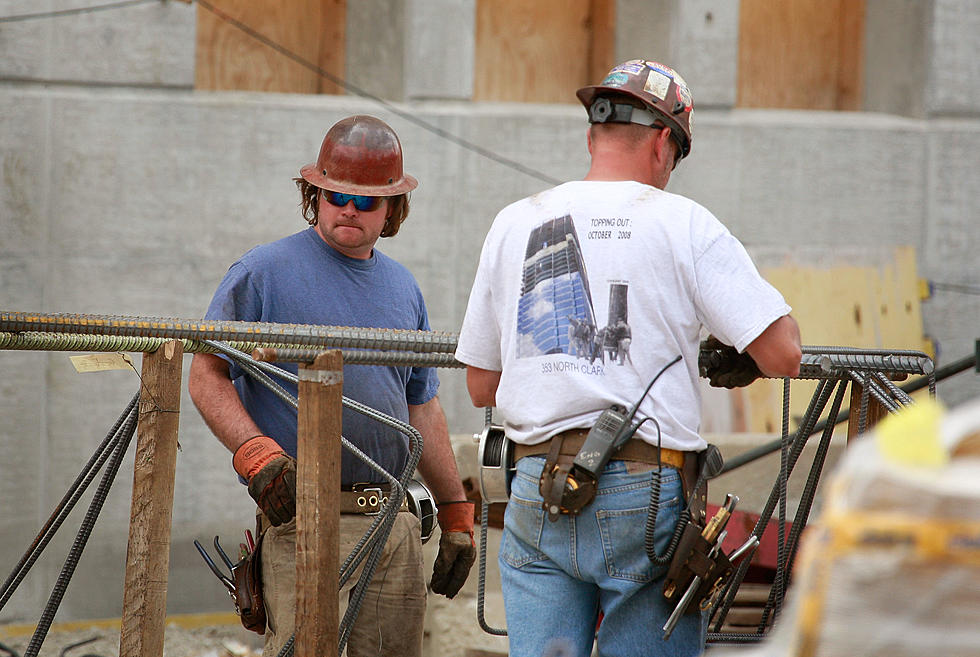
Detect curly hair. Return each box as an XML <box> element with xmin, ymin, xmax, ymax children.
<box><xmin>294</xmin><ymin>178</ymin><xmax>410</xmax><ymax>238</ymax></box>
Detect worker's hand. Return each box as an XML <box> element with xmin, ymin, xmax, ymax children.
<box><xmin>233</xmin><ymin>435</ymin><xmax>296</xmax><ymax>526</ymax></box>
<box><xmin>430</xmin><ymin>501</ymin><xmax>476</xmax><ymax>599</ymax></box>
<box><xmin>700</xmin><ymin>335</ymin><xmax>763</xmax><ymax>388</ymax></box>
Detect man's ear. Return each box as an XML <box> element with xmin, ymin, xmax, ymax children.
<box><xmin>586</xmin><ymin>125</ymin><xmax>594</xmax><ymax>155</ymax></box>
<box><xmin>655</xmin><ymin>127</ymin><xmax>675</xmax><ymax>167</ymax></box>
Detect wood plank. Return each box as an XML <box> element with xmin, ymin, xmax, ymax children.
<box><xmin>737</xmin><ymin>0</ymin><xmax>865</xmax><ymax>110</ymax></box>
<box><xmin>196</xmin><ymin>0</ymin><xmax>346</xmax><ymax>94</ymax></box>
<box><xmin>316</xmin><ymin>0</ymin><xmax>346</xmax><ymax>95</ymax></box>
<box><xmin>587</xmin><ymin>0</ymin><xmax>616</xmax><ymax>85</ymax></box>
<box><xmin>119</xmin><ymin>341</ymin><xmax>184</xmax><ymax>657</ymax></box>
<box><xmin>475</xmin><ymin>0</ymin><xmax>610</xmax><ymax>103</ymax></box>
<box><xmin>835</xmin><ymin>0</ymin><xmax>865</xmax><ymax>111</ymax></box>
<box><xmin>294</xmin><ymin>351</ymin><xmax>343</xmax><ymax>657</ymax></box>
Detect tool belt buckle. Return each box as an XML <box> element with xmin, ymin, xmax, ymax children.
<box><xmin>351</xmin><ymin>483</ymin><xmax>385</xmax><ymax>515</ymax></box>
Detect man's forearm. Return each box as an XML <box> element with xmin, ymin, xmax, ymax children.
<box><xmin>409</xmin><ymin>396</ymin><xmax>467</xmax><ymax>503</ymax></box>
<box><xmin>188</xmin><ymin>353</ymin><xmax>263</xmax><ymax>454</ymax></box>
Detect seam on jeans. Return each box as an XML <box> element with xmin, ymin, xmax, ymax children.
<box><xmin>568</xmin><ymin>514</ymin><xmax>581</xmax><ymax>579</ymax></box>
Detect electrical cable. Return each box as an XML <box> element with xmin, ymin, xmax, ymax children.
<box><xmin>586</xmin><ymin>353</ymin><xmax>692</xmax><ymax>568</ymax></box>
<box><xmin>929</xmin><ymin>281</ymin><xmax>980</xmax><ymax>295</ymax></box>
<box><xmin>0</xmin><ymin>0</ymin><xmax>560</xmax><ymax>188</ymax></box>
<box><xmin>193</xmin><ymin>0</ymin><xmax>560</xmax><ymax>187</ymax></box>
<box><xmin>0</xmin><ymin>0</ymin><xmax>157</xmax><ymax>23</ymax></box>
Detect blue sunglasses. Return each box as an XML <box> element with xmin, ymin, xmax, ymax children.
<box><xmin>321</xmin><ymin>189</ymin><xmax>385</xmax><ymax>212</ymax></box>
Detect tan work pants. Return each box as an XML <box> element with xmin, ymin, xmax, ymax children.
<box><xmin>259</xmin><ymin>511</ymin><xmax>426</xmax><ymax>657</ymax></box>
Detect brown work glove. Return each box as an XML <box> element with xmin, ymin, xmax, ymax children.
<box><xmin>700</xmin><ymin>335</ymin><xmax>763</xmax><ymax>389</ymax></box>
<box><xmin>233</xmin><ymin>435</ymin><xmax>297</xmax><ymax>527</ymax></box>
<box><xmin>430</xmin><ymin>501</ymin><xmax>476</xmax><ymax>599</ymax></box>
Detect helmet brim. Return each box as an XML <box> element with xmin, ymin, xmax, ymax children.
<box><xmin>300</xmin><ymin>163</ymin><xmax>418</xmax><ymax>196</ymax></box>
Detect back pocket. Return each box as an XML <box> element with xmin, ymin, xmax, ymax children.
<box><xmin>596</xmin><ymin>506</ymin><xmax>658</xmax><ymax>582</ymax></box>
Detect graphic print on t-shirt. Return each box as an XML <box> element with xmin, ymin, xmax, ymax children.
<box><xmin>516</xmin><ymin>215</ymin><xmax>633</xmax><ymax>367</ymax></box>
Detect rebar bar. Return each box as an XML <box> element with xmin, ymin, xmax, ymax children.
<box><xmin>0</xmin><ymin>331</ymin><xmax>278</xmax><ymax>355</ymax></box>
<box><xmin>252</xmin><ymin>346</ymin><xmax>465</xmax><ymax>367</ymax></box>
<box><xmin>0</xmin><ymin>311</ymin><xmax>458</xmax><ymax>354</ymax></box>
<box><xmin>0</xmin><ymin>332</ymin><xmax>466</xmax><ymax>368</ymax></box>
<box><xmin>814</xmin><ymin>352</ymin><xmax>934</xmax><ymax>376</ymax></box>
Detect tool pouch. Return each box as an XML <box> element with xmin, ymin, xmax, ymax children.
<box><xmin>538</xmin><ymin>434</ymin><xmax>597</xmax><ymax>520</ymax></box>
<box><xmin>663</xmin><ymin>522</ymin><xmax>733</xmax><ymax>612</ymax></box>
<box><xmin>231</xmin><ymin>530</ymin><xmax>266</xmax><ymax>635</ymax></box>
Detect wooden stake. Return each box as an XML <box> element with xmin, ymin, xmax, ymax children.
<box><xmin>119</xmin><ymin>340</ymin><xmax>183</xmax><ymax>657</ymax></box>
<box><xmin>295</xmin><ymin>351</ymin><xmax>343</xmax><ymax>657</ymax></box>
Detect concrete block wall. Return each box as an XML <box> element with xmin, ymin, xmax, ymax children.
<box><xmin>0</xmin><ymin>0</ymin><xmax>977</xmax><ymax>628</ymax></box>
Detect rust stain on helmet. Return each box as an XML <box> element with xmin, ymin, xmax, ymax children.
<box><xmin>300</xmin><ymin>115</ymin><xmax>419</xmax><ymax>195</ymax></box>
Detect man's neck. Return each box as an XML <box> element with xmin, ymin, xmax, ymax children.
<box><xmin>584</xmin><ymin>163</ymin><xmax>664</xmax><ymax>189</ymax></box>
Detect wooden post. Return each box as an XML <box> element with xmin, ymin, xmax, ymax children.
<box><xmin>119</xmin><ymin>340</ymin><xmax>183</xmax><ymax>657</ymax></box>
<box><xmin>295</xmin><ymin>351</ymin><xmax>343</xmax><ymax>657</ymax></box>
<box><xmin>846</xmin><ymin>379</ymin><xmax>888</xmax><ymax>443</ymax></box>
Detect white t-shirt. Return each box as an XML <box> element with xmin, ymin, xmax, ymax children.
<box><xmin>456</xmin><ymin>180</ymin><xmax>790</xmax><ymax>451</ymax></box>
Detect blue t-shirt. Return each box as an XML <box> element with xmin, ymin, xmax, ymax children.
<box><xmin>204</xmin><ymin>227</ymin><xmax>439</xmax><ymax>485</ymax></box>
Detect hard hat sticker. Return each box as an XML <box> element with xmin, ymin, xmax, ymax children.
<box><xmin>611</xmin><ymin>60</ymin><xmax>646</xmax><ymax>76</ymax></box>
<box><xmin>643</xmin><ymin>70</ymin><xmax>671</xmax><ymax>101</ymax></box>
<box><xmin>676</xmin><ymin>82</ymin><xmax>693</xmax><ymax>109</ymax></box>
<box><xmin>647</xmin><ymin>62</ymin><xmax>678</xmax><ymax>79</ymax></box>
<box><xmin>601</xmin><ymin>72</ymin><xmax>629</xmax><ymax>88</ymax></box>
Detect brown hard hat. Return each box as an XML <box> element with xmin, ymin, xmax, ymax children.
<box><xmin>576</xmin><ymin>59</ymin><xmax>694</xmax><ymax>159</ymax></box>
<box><xmin>300</xmin><ymin>115</ymin><xmax>418</xmax><ymax>195</ymax></box>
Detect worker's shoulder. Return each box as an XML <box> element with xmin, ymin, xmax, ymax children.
<box><xmin>237</xmin><ymin>228</ymin><xmax>316</xmax><ymax>264</ymax></box>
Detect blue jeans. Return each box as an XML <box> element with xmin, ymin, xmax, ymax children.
<box><xmin>499</xmin><ymin>456</ymin><xmax>706</xmax><ymax>657</ymax></box>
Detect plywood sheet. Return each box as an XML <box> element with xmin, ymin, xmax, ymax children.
<box><xmin>737</xmin><ymin>0</ymin><xmax>864</xmax><ymax>110</ymax></box>
<box><xmin>195</xmin><ymin>0</ymin><xmax>345</xmax><ymax>94</ymax></box>
<box><xmin>474</xmin><ymin>0</ymin><xmax>614</xmax><ymax>103</ymax></box>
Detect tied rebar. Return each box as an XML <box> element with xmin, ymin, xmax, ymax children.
<box><xmin>0</xmin><ymin>312</ymin><xmax>458</xmax><ymax>354</ymax></box>
<box><xmin>0</xmin><ymin>332</ymin><xmax>466</xmax><ymax>368</ymax></box>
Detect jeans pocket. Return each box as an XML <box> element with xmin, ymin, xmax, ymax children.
<box><xmin>500</xmin><ymin>482</ymin><xmax>547</xmax><ymax>569</ymax></box>
<box><xmin>597</xmin><ymin>506</ymin><xmax>657</xmax><ymax>582</ymax></box>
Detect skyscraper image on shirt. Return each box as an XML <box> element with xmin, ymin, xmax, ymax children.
<box><xmin>516</xmin><ymin>214</ymin><xmax>596</xmax><ymax>357</ymax></box>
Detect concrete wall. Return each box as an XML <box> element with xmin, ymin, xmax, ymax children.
<box><xmin>0</xmin><ymin>0</ymin><xmax>977</xmax><ymax>627</ymax></box>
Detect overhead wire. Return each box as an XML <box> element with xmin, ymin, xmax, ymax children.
<box><xmin>192</xmin><ymin>0</ymin><xmax>561</xmax><ymax>186</ymax></box>
<box><xmin>0</xmin><ymin>0</ymin><xmax>561</xmax><ymax>185</ymax></box>
<box><xmin>0</xmin><ymin>0</ymin><xmax>158</xmax><ymax>23</ymax></box>
<box><xmin>929</xmin><ymin>281</ymin><xmax>980</xmax><ymax>296</ymax></box>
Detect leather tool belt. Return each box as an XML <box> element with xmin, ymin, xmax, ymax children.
<box><xmin>514</xmin><ymin>428</ymin><xmax>688</xmax><ymax>470</ymax></box>
<box><xmin>341</xmin><ymin>483</ymin><xmax>409</xmax><ymax>515</ymax></box>
<box><xmin>525</xmin><ymin>429</ymin><xmax>691</xmax><ymax>519</ymax></box>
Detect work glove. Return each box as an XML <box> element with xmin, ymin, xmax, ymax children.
<box><xmin>430</xmin><ymin>501</ymin><xmax>476</xmax><ymax>599</ymax></box>
<box><xmin>700</xmin><ymin>335</ymin><xmax>763</xmax><ymax>389</ymax></box>
<box><xmin>233</xmin><ymin>435</ymin><xmax>297</xmax><ymax>527</ymax></box>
